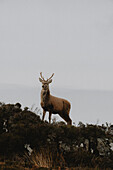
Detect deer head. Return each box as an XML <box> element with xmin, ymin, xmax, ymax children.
<box><xmin>39</xmin><ymin>72</ymin><xmax>54</xmax><ymax>90</ymax></box>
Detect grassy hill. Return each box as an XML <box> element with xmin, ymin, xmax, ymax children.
<box><xmin>0</xmin><ymin>102</ymin><xmax>113</xmax><ymax>169</ymax></box>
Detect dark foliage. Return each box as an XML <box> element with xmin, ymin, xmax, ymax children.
<box><xmin>0</xmin><ymin>103</ymin><xmax>113</xmax><ymax>169</ymax></box>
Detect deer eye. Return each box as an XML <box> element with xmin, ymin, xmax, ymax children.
<box><xmin>42</xmin><ymin>85</ymin><xmax>44</xmax><ymax>88</ymax></box>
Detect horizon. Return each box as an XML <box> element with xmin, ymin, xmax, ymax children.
<box><xmin>1</xmin><ymin>82</ymin><xmax>113</xmax><ymax>92</ymax></box>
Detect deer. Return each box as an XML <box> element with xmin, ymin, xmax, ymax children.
<box><xmin>39</xmin><ymin>72</ymin><xmax>72</xmax><ymax>125</ymax></box>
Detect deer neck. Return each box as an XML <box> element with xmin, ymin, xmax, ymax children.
<box><xmin>41</xmin><ymin>89</ymin><xmax>50</xmax><ymax>104</ymax></box>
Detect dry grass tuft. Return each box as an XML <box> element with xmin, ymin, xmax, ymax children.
<box><xmin>25</xmin><ymin>147</ymin><xmax>66</xmax><ymax>169</ymax></box>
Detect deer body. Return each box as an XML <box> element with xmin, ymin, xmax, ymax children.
<box><xmin>39</xmin><ymin>73</ymin><xmax>72</xmax><ymax>125</ymax></box>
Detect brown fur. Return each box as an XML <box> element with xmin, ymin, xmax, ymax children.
<box><xmin>39</xmin><ymin>73</ymin><xmax>72</xmax><ymax>125</ymax></box>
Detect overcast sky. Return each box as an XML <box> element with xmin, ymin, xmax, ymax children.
<box><xmin>0</xmin><ymin>0</ymin><xmax>113</xmax><ymax>90</ymax></box>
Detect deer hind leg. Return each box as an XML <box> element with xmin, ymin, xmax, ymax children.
<box><xmin>66</xmin><ymin>109</ymin><xmax>72</xmax><ymax>125</ymax></box>
<box><xmin>67</xmin><ymin>116</ymin><xmax>72</xmax><ymax>125</ymax></box>
<box><xmin>61</xmin><ymin>101</ymin><xmax>72</xmax><ymax>125</ymax></box>
<box><xmin>49</xmin><ymin>111</ymin><xmax>52</xmax><ymax>123</ymax></box>
<box><xmin>42</xmin><ymin>110</ymin><xmax>46</xmax><ymax>121</ymax></box>
<box><xmin>63</xmin><ymin>113</ymin><xmax>72</xmax><ymax>125</ymax></box>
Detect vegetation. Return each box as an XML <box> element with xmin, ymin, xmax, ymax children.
<box><xmin>0</xmin><ymin>102</ymin><xmax>113</xmax><ymax>169</ymax></box>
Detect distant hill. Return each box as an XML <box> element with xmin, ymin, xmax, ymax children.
<box><xmin>0</xmin><ymin>84</ymin><xmax>113</xmax><ymax>125</ymax></box>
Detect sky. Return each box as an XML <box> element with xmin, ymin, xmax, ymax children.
<box><xmin>0</xmin><ymin>0</ymin><xmax>113</xmax><ymax>90</ymax></box>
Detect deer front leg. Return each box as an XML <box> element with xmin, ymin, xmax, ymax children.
<box><xmin>49</xmin><ymin>112</ymin><xmax>52</xmax><ymax>123</ymax></box>
<box><xmin>42</xmin><ymin>110</ymin><xmax>46</xmax><ymax>121</ymax></box>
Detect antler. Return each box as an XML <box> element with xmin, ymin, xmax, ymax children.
<box><xmin>40</xmin><ymin>72</ymin><xmax>54</xmax><ymax>82</ymax></box>
<box><xmin>47</xmin><ymin>73</ymin><xmax>54</xmax><ymax>81</ymax></box>
<box><xmin>40</xmin><ymin>72</ymin><xmax>45</xmax><ymax>81</ymax></box>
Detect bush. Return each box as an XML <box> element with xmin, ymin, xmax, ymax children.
<box><xmin>0</xmin><ymin>103</ymin><xmax>113</xmax><ymax>169</ymax></box>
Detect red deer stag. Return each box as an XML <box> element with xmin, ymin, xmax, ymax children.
<box><xmin>39</xmin><ymin>72</ymin><xmax>72</xmax><ymax>125</ymax></box>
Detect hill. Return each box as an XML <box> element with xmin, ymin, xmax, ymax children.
<box><xmin>0</xmin><ymin>103</ymin><xmax>113</xmax><ymax>169</ymax></box>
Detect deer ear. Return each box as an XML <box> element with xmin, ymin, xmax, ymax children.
<box><xmin>48</xmin><ymin>79</ymin><xmax>52</xmax><ymax>84</ymax></box>
<box><xmin>39</xmin><ymin>78</ymin><xmax>43</xmax><ymax>82</ymax></box>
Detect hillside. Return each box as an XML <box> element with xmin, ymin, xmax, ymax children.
<box><xmin>0</xmin><ymin>103</ymin><xmax>113</xmax><ymax>169</ymax></box>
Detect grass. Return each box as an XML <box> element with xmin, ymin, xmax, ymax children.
<box><xmin>25</xmin><ymin>147</ymin><xmax>66</xmax><ymax>169</ymax></box>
